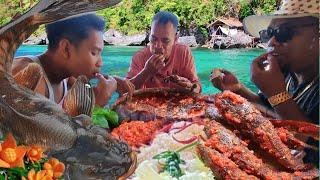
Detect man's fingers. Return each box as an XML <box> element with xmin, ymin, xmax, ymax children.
<box><xmin>251</xmin><ymin>53</ymin><xmax>269</xmax><ymax>73</ymax></box>
<box><xmin>211</xmin><ymin>76</ymin><xmax>223</xmax><ymax>90</ymax></box>
<box><xmin>170</xmin><ymin>74</ymin><xmax>179</xmax><ymax>81</ymax></box>
<box><xmin>220</xmin><ymin>69</ymin><xmax>233</xmax><ymax>75</ymax></box>
<box><xmin>252</xmin><ymin>53</ymin><xmax>269</xmax><ymax>67</ymax></box>
<box><xmin>95</xmin><ymin>73</ymin><xmax>105</xmax><ymax>81</ymax></box>
<box><xmin>267</xmin><ymin>54</ymin><xmax>280</xmax><ymax>69</ymax></box>
<box><xmin>174</xmin><ymin>77</ymin><xmax>192</xmax><ymax>88</ymax></box>
<box><xmin>154</xmin><ymin>55</ymin><xmax>165</xmax><ymax>67</ymax></box>
<box><xmin>102</xmin><ymin>74</ymin><xmax>109</xmax><ymax>79</ymax></box>
<box><xmin>126</xmin><ymin>79</ymin><xmax>135</xmax><ymax>93</ymax></box>
<box><xmin>106</xmin><ymin>75</ymin><xmax>116</xmax><ymax>83</ymax></box>
<box><xmin>211</xmin><ymin>68</ymin><xmax>223</xmax><ymax>79</ymax></box>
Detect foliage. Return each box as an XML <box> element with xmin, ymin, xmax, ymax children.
<box><xmin>92</xmin><ymin>106</ymin><xmax>119</xmax><ymax>129</ymax></box>
<box><xmin>0</xmin><ymin>0</ymin><xmax>39</xmax><ymax>26</ymax></box>
<box><xmin>98</xmin><ymin>0</ymin><xmax>227</xmax><ymax>35</ymax></box>
<box><xmin>239</xmin><ymin>0</ymin><xmax>277</xmax><ymax>20</ymax></box>
<box><xmin>239</xmin><ymin>1</ymin><xmax>254</xmax><ymax>20</ymax></box>
<box><xmin>98</xmin><ymin>0</ymin><xmax>277</xmax><ymax>35</ymax></box>
<box><xmin>0</xmin><ymin>0</ymin><xmax>277</xmax><ymax>36</ymax></box>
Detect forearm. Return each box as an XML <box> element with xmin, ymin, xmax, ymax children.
<box><xmin>273</xmin><ymin>99</ymin><xmax>311</xmax><ymax>121</ymax></box>
<box><xmin>129</xmin><ymin>69</ymin><xmax>151</xmax><ymax>89</ymax></box>
<box><xmin>235</xmin><ymin>84</ymin><xmax>264</xmax><ymax>105</ymax></box>
<box><xmin>253</xmin><ymin>103</ymin><xmax>279</xmax><ymax>119</ymax></box>
<box><xmin>235</xmin><ymin>85</ymin><xmax>278</xmax><ymax>117</ymax></box>
<box><xmin>93</xmin><ymin>89</ymin><xmax>112</xmax><ymax>107</ymax></box>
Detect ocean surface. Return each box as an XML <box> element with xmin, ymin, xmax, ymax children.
<box><xmin>15</xmin><ymin>45</ymin><xmax>265</xmax><ymax>103</ymax></box>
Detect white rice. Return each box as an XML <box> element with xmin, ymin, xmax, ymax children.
<box><xmin>132</xmin><ymin>121</ymin><xmax>214</xmax><ymax>180</ymax></box>
<box><xmin>137</xmin><ymin>121</ymin><xmax>207</xmax><ymax>163</ymax></box>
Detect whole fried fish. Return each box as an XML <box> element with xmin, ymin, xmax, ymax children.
<box><xmin>0</xmin><ymin>0</ymin><xmax>136</xmax><ymax>179</ymax></box>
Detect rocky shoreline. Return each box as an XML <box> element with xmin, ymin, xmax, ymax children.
<box><xmin>24</xmin><ymin>28</ymin><xmax>260</xmax><ymax>49</ymax></box>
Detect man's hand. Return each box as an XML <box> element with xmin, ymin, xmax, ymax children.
<box><xmin>112</xmin><ymin>76</ymin><xmax>135</xmax><ymax>97</ymax></box>
<box><xmin>251</xmin><ymin>53</ymin><xmax>286</xmax><ymax>97</ymax></box>
<box><xmin>93</xmin><ymin>73</ymin><xmax>117</xmax><ymax>107</ymax></box>
<box><xmin>143</xmin><ymin>54</ymin><xmax>165</xmax><ymax>74</ymax></box>
<box><xmin>210</xmin><ymin>68</ymin><xmax>242</xmax><ymax>92</ymax></box>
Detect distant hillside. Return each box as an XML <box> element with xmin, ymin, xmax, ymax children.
<box><xmin>0</xmin><ymin>0</ymin><xmax>279</xmax><ymax>36</ymax></box>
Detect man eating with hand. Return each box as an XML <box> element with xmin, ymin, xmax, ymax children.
<box><xmin>126</xmin><ymin>11</ymin><xmax>201</xmax><ymax>93</ymax></box>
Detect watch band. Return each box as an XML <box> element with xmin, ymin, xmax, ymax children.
<box><xmin>268</xmin><ymin>91</ymin><xmax>292</xmax><ymax>107</ymax></box>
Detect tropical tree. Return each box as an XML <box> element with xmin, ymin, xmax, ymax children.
<box><xmin>1</xmin><ymin>0</ymin><xmax>277</xmax><ymax>37</ymax></box>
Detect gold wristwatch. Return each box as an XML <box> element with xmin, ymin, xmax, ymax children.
<box><xmin>268</xmin><ymin>91</ymin><xmax>292</xmax><ymax>107</ymax></box>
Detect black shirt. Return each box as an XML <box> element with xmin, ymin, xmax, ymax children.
<box><xmin>258</xmin><ymin>72</ymin><xmax>319</xmax><ymax>124</ymax></box>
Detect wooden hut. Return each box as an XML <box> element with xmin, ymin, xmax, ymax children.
<box><xmin>207</xmin><ymin>17</ymin><xmax>254</xmax><ymax>49</ymax></box>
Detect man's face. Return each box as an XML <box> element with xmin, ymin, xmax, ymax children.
<box><xmin>267</xmin><ymin>17</ymin><xmax>318</xmax><ymax>72</ymax></box>
<box><xmin>149</xmin><ymin>21</ymin><xmax>177</xmax><ymax>60</ymax></box>
<box><xmin>69</xmin><ymin>29</ymin><xmax>104</xmax><ymax>79</ymax></box>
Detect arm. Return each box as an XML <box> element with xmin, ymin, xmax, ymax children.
<box><xmin>251</xmin><ymin>54</ymin><xmax>312</xmax><ymax>121</ymax></box>
<box><xmin>127</xmin><ymin>54</ymin><xmax>165</xmax><ymax>89</ymax></box>
<box><xmin>211</xmin><ymin>68</ymin><xmax>264</xmax><ymax>105</ymax></box>
<box><xmin>129</xmin><ymin>68</ymin><xmax>153</xmax><ymax>89</ymax></box>
<box><xmin>93</xmin><ymin>73</ymin><xmax>117</xmax><ymax>107</ymax></box>
<box><xmin>272</xmin><ymin>99</ymin><xmax>313</xmax><ymax>120</ymax></box>
<box><xmin>175</xmin><ymin>46</ymin><xmax>202</xmax><ymax>93</ymax></box>
<box><xmin>235</xmin><ymin>84</ymin><xmax>264</xmax><ymax>104</ymax></box>
<box><xmin>112</xmin><ymin>75</ymin><xmax>135</xmax><ymax>97</ymax></box>
<box><xmin>185</xmin><ymin>49</ymin><xmax>202</xmax><ymax>93</ymax></box>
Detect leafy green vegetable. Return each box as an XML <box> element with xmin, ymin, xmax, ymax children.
<box><xmin>92</xmin><ymin>114</ymin><xmax>109</xmax><ymax>129</ymax></box>
<box><xmin>0</xmin><ymin>158</ymin><xmax>51</xmax><ymax>180</ymax></box>
<box><xmin>153</xmin><ymin>141</ymin><xmax>199</xmax><ymax>179</ymax></box>
<box><xmin>25</xmin><ymin>157</ymin><xmax>48</xmax><ymax>172</ymax></box>
<box><xmin>92</xmin><ymin>106</ymin><xmax>119</xmax><ymax>128</ymax></box>
<box><xmin>153</xmin><ymin>151</ymin><xmax>185</xmax><ymax>178</ymax></box>
<box><xmin>6</xmin><ymin>167</ymin><xmax>27</xmax><ymax>179</ymax></box>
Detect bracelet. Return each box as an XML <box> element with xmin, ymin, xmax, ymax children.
<box><xmin>268</xmin><ymin>91</ymin><xmax>292</xmax><ymax>107</ymax></box>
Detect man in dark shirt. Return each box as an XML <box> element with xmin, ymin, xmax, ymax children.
<box><xmin>258</xmin><ymin>73</ymin><xmax>319</xmax><ymax>124</ymax></box>
<box><xmin>210</xmin><ymin>0</ymin><xmax>319</xmax><ymax>165</ymax></box>
<box><xmin>211</xmin><ymin>6</ymin><xmax>319</xmax><ymax>124</ymax></box>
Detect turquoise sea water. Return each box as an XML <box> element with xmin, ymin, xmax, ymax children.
<box><xmin>15</xmin><ymin>45</ymin><xmax>265</xmax><ymax>95</ymax></box>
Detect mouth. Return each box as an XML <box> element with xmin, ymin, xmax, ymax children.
<box><xmin>154</xmin><ymin>49</ymin><xmax>164</xmax><ymax>55</ymax></box>
<box><xmin>270</xmin><ymin>51</ymin><xmax>280</xmax><ymax>56</ymax></box>
<box><xmin>267</xmin><ymin>47</ymin><xmax>280</xmax><ymax>57</ymax></box>
<box><xmin>91</xmin><ymin>71</ymin><xmax>99</xmax><ymax>78</ymax></box>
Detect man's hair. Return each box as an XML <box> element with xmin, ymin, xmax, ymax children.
<box><xmin>152</xmin><ymin>11</ymin><xmax>179</xmax><ymax>32</ymax></box>
<box><xmin>46</xmin><ymin>14</ymin><xmax>105</xmax><ymax>50</ymax></box>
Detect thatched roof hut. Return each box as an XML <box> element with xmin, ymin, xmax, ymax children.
<box><xmin>207</xmin><ymin>17</ymin><xmax>254</xmax><ymax>49</ymax></box>
<box><xmin>209</xmin><ymin>17</ymin><xmax>243</xmax><ymax>29</ymax></box>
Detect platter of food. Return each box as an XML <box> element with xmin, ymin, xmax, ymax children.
<box><xmin>111</xmin><ymin>88</ymin><xmax>319</xmax><ymax>179</ymax></box>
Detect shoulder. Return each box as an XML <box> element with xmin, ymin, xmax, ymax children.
<box><xmin>133</xmin><ymin>46</ymin><xmax>151</xmax><ymax>57</ymax></box>
<box><xmin>172</xmin><ymin>43</ymin><xmax>193</xmax><ymax>64</ymax></box>
<box><xmin>132</xmin><ymin>46</ymin><xmax>152</xmax><ymax>62</ymax></box>
<box><xmin>12</xmin><ymin>56</ymin><xmax>35</xmax><ymax>75</ymax></box>
<box><xmin>173</xmin><ymin>43</ymin><xmax>192</xmax><ymax>58</ymax></box>
<box><xmin>174</xmin><ymin>43</ymin><xmax>191</xmax><ymax>52</ymax></box>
